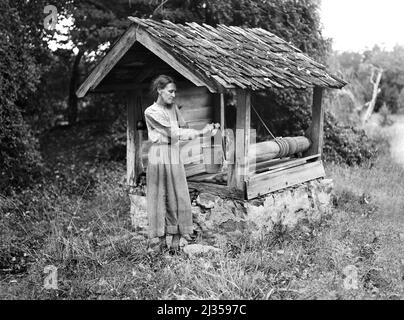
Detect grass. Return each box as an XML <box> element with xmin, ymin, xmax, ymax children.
<box><xmin>0</xmin><ymin>121</ymin><xmax>403</xmax><ymax>300</ymax></box>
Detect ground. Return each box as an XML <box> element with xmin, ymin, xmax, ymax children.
<box><xmin>388</xmin><ymin>115</ymin><xmax>404</xmax><ymax>168</ymax></box>
<box><xmin>0</xmin><ymin>116</ymin><xmax>403</xmax><ymax>300</ymax></box>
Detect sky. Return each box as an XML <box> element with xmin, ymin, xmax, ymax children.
<box><xmin>320</xmin><ymin>0</ymin><xmax>404</xmax><ymax>52</ymax></box>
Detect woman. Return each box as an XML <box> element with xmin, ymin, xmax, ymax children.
<box><xmin>144</xmin><ymin>75</ymin><xmax>218</xmax><ymax>252</ymax></box>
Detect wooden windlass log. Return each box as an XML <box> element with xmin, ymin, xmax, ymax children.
<box><xmin>249</xmin><ymin>136</ymin><xmax>311</xmax><ymax>163</ymax></box>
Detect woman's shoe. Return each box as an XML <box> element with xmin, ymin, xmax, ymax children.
<box><xmin>181</xmin><ymin>234</ymin><xmax>194</xmax><ymax>242</ymax></box>
<box><xmin>169</xmin><ymin>234</ymin><xmax>180</xmax><ymax>254</ymax></box>
<box><xmin>147</xmin><ymin>236</ymin><xmax>166</xmax><ymax>253</ymax></box>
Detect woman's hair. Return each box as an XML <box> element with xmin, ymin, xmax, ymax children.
<box><xmin>150</xmin><ymin>75</ymin><xmax>175</xmax><ymax>100</ymax></box>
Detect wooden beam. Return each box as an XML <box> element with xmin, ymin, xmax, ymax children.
<box><xmin>252</xmin><ymin>154</ymin><xmax>321</xmax><ymax>175</ymax></box>
<box><xmin>229</xmin><ymin>89</ymin><xmax>251</xmax><ymax>192</ymax></box>
<box><xmin>134</xmin><ymin>27</ymin><xmax>218</xmax><ymax>93</ymax></box>
<box><xmin>126</xmin><ymin>90</ymin><xmax>143</xmax><ymax>186</ymax></box>
<box><xmin>249</xmin><ymin>158</ymin><xmax>291</xmax><ymax>173</ymax></box>
<box><xmin>220</xmin><ymin>93</ymin><xmax>226</xmax><ymax>162</ymax></box>
<box><xmin>220</xmin><ymin>93</ymin><xmax>225</xmax><ymax>136</ymax></box>
<box><xmin>246</xmin><ymin>161</ymin><xmax>326</xmax><ymax>200</ymax></box>
<box><xmin>185</xmin><ymin>163</ymin><xmax>206</xmax><ymax>177</ymax></box>
<box><xmin>77</xmin><ymin>25</ymin><xmax>139</xmax><ymax>98</ymax></box>
<box><xmin>188</xmin><ymin>182</ymin><xmax>244</xmax><ymax>200</ymax></box>
<box><xmin>305</xmin><ymin>87</ymin><xmax>324</xmax><ymax>157</ymax></box>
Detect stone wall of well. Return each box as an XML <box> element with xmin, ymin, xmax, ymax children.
<box><xmin>129</xmin><ymin>178</ymin><xmax>333</xmax><ymax>241</ymax></box>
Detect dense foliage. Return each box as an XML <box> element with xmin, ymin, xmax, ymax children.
<box><xmin>368</xmin><ymin>46</ymin><xmax>404</xmax><ymax>114</ymax></box>
<box><xmin>0</xmin><ymin>0</ymin><xmax>48</xmax><ymax>193</ymax></box>
<box><xmin>329</xmin><ymin>45</ymin><xmax>404</xmax><ymax>114</ymax></box>
<box><xmin>323</xmin><ymin>46</ymin><xmax>404</xmax><ymax>165</ymax></box>
<box><xmin>322</xmin><ymin>113</ymin><xmax>377</xmax><ymax>166</ymax></box>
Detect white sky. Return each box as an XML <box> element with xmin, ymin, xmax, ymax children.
<box><xmin>320</xmin><ymin>0</ymin><xmax>404</xmax><ymax>52</ymax></box>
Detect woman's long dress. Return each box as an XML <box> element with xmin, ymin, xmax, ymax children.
<box><xmin>144</xmin><ymin>103</ymin><xmax>200</xmax><ymax>239</ymax></box>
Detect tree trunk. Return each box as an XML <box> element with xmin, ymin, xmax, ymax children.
<box><xmin>362</xmin><ymin>66</ymin><xmax>383</xmax><ymax>124</ymax></box>
<box><xmin>68</xmin><ymin>50</ymin><xmax>83</xmax><ymax>125</ymax></box>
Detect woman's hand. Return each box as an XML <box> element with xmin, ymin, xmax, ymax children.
<box><xmin>211</xmin><ymin>123</ymin><xmax>220</xmax><ymax>136</ymax></box>
<box><xmin>201</xmin><ymin>123</ymin><xmax>214</xmax><ymax>135</ymax></box>
<box><xmin>201</xmin><ymin>123</ymin><xmax>220</xmax><ymax>136</ymax></box>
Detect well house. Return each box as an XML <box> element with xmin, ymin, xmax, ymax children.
<box><xmin>77</xmin><ymin>17</ymin><xmax>346</xmax><ymax>203</ymax></box>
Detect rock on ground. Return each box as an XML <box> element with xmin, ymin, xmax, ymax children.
<box><xmin>183</xmin><ymin>244</ymin><xmax>222</xmax><ymax>257</ymax></box>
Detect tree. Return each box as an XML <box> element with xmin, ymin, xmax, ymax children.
<box><xmin>362</xmin><ymin>66</ymin><xmax>383</xmax><ymax>123</ymax></box>
<box><xmin>398</xmin><ymin>88</ymin><xmax>404</xmax><ymax>112</ymax></box>
<box><xmin>364</xmin><ymin>45</ymin><xmax>404</xmax><ymax>114</ymax></box>
<box><xmin>0</xmin><ymin>0</ymin><xmax>49</xmax><ymax>193</ymax></box>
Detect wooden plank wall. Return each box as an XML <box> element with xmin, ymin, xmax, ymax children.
<box><xmin>228</xmin><ymin>89</ymin><xmax>251</xmax><ymax>192</ymax></box>
<box><xmin>305</xmin><ymin>87</ymin><xmax>324</xmax><ymax>157</ymax></box>
<box><xmin>176</xmin><ymin>86</ymin><xmax>213</xmax><ymax>129</ymax></box>
<box><xmin>127</xmin><ymin>90</ymin><xmax>143</xmax><ymax>186</ymax></box>
<box><xmin>246</xmin><ymin>160</ymin><xmax>326</xmax><ymax>199</ymax></box>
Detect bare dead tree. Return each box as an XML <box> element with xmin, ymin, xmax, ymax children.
<box><xmin>362</xmin><ymin>66</ymin><xmax>383</xmax><ymax>124</ymax></box>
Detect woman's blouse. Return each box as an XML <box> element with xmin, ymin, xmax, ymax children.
<box><xmin>144</xmin><ymin>103</ymin><xmax>200</xmax><ymax>144</ymax></box>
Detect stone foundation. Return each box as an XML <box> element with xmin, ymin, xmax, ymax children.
<box><xmin>129</xmin><ymin>178</ymin><xmax>334</xmax><ymax>240</ymax></box>
<box><xmin>244</xmin><ymin>178</ymin><xmax>333</xmax><ymax>239</ymax></box>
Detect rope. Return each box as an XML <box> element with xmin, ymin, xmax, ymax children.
<box><xmin>220</xmin><ymin>93</ymin><xmax>228</xmax><ymax>173</ymax></box>
<box><xmin>251</xmin><ymin>104</ymin><xmax>276</xmax><ymax>140</ymax></box>
<box><xmin>275</xmin><ymin>137</ymin><xmax>289</xmax><ymax>158</ymax></box>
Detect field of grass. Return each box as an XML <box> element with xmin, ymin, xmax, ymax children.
<box><xmin>0</xmin><ymin>120</ymin><xmax>403</xmax><ymax>300</ymax></box>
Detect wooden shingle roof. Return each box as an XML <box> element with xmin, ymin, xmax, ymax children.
<box><xmin>128</xmin><ymin>17</ymin><xmax>346</xmax><ymax>90</ymax></box>
<box><xmin>77</xmin><ymin>17</ymin><xmax>346</xmax><ymax>97</ymax></box>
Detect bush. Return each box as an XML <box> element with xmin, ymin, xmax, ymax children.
<box><xmin>0</xmin><ymin>103</ymin><xmax>44</xmax><ymax>194</ymax></box>
<box><xmin>108</xmin><ymin>111</ymin><xmax>127</xmax><ymax>162</ymax></box>
<box><xmin>0</xmin><ymin>0</ymin><xmax>47</xmax><ymax>194</ymax></box>
<box><xmin>323</xmin><ymin>113</ymin><xmax>378</xmax><ymax>166</ymax></box>
<box><xmin>251</xmin><ymin>89</ymin><xmax>311</xmax><ymax>141</ymax></box>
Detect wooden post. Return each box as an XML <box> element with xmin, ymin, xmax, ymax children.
<box><xmin>220</xmin><ymin>93</ymin><xmax>225</xmax><ymax>135</ymax></box>
<box><xmin>212</xmin><ymin>92</ymin><xmax>226</xmax><ymax>128</ymax></box>
<box><xmin>210</xmin><ymin>92</ymin><xmax>226</xmax><ymax>171</ymax></box>
<box><xmin>229</xmin><ymin>89</ymin><xmax>251</xmax><ymax>192</ymax></box>
<box><xmin>306</xmin><ymin>87</ymin><xmax>324</xmax><ymax>157</ymax></box>
<box><xmin>126</xmin><ymin>90</ymin><xmax>143</xmax><ymax>186</ymax></box>
<box><xmin>220</xmin><ymin>93</ymin><xmax>226</xmax><ymax>164</ymax></box>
